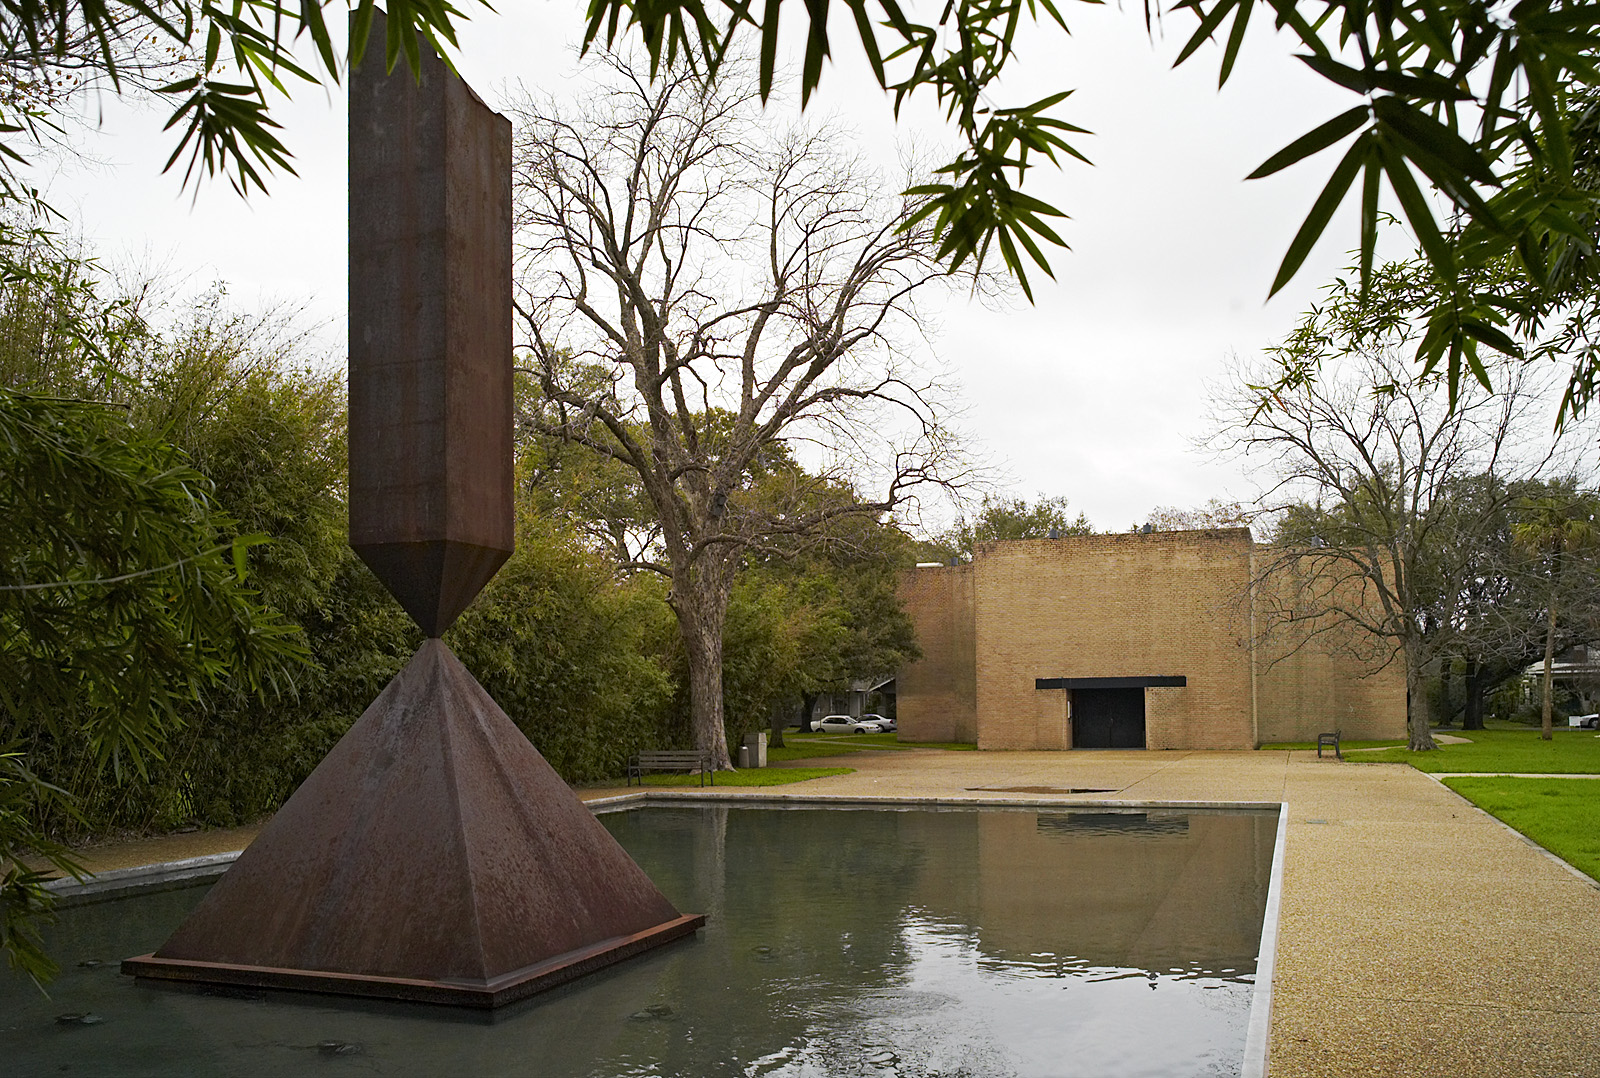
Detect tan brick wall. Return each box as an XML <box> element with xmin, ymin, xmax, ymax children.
<box><xmin>895</xmin><ymin>531</ymin><xmax>1407</xmax><ymax>750</ymax></box>
<box><xmin>897</xmin><ymin>565</ymin><xmax>977</xmax><ymax>742</ymax></box>
<box><xmin>1252</xmin><ymin>546</ymin><xmax>1408</xmax><ymax>742</ymax></box>
<box><xmin>973</xmin><ymin>531</ymin><xmax>1257</xmax><ymax>750</ymax></box>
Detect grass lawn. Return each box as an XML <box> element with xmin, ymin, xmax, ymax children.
<box><xmin>1442</xmin><ymin>776</ymin><xmax>1600</xmax><ymax>882</ymax></box>
<box><xmin>1349</xmin><ymin>728</ymin><xmax>1600</xmax><ymax>773</ymax></box>
<box><xmin>1261</xmin><ymin>739</ymin><xmax>1407</xmax><ymax>751</ymax></box>
<box><xmin>639</xmin><ymin>766</ymin><xmax>853</xmax><ymax>787</ymax></box>
<box><xmin>768</xmin><ymin>742</ymin><xmax>862</xmax><ymax>762</ymax></box>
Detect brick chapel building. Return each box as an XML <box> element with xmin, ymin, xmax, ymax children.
<box><xmin>896</xmin><ymin>529</ymin><xmax>1406</xmax><ymax>750</ymax></box>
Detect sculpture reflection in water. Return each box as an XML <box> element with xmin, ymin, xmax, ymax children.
<box><xmin>121</xmin><ymin>14</ymin><xmax>701</xmax><ymax>1007</ymax></box>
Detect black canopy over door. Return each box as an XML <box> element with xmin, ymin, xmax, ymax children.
<box><xmin>1071</xmin><ymin>688</ymin><xmax>1146</xmax><ymax>748</ymax></box>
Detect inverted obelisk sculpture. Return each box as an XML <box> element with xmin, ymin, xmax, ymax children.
<box><xmin>122</xmin><ymin>15</ymin><xmax>703</xmax><ymax>1008</ymax></box>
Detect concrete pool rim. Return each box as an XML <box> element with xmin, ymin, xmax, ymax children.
<box><xmin>46</xmin><ymin>793</ymin><xmax>1288</xmax><ymax>1077</ymax></box>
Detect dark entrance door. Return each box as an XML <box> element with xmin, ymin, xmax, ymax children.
<box><xmin>1071</xmin><ymin>688</ymin><xmax>1146</xmax><ymax>748</ymax></box>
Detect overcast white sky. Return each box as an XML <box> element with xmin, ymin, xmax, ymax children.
<box><xmin>40</xmin><ymin>2</ymin><xmax>1414</xmax><ymax>533</ymax></box>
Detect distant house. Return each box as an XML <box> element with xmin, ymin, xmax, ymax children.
<box><xmin>1521</xmin><ymin>644</ymin><xmax>1600</xmax><ymax>716</ymax></box>
<box><xmin>896</xmin><ymin>529</ymin><xmax>1406</xmax><ymax>750</ymax></box>
<box><xmin>805</xmin><ymin>677</ymin><xmax>896</xmax><ymax>723</ymax></box>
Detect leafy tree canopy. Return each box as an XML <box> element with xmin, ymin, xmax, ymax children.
<box><xmin>923</xmin><ymin>493</ymin><xmax>1093</xmax><ymax>560</ymax></box>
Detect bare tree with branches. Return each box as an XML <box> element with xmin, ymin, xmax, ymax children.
<box><xmin>1211</xmin><ymin>265</ymin><xmax>1579</xmax><ymax>751</ymax></box>
<box><xmin>508</xmin><ymin>54</ymin><xmax>969</xmax><ymax>768</ymax></box>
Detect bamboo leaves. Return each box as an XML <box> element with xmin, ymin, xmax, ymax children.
<box><xmin>0</xmin><ymin>389</ymin><xmax>308</xmax><ymax>782</ymax></box>
<box><xmin>582</xmin><ymin>0</ymin><xmax>1090</xmax><ymax>297</ymax></box>
<box><xmin>0</xmin><ymin>0</ymin><xmax>481</xmax><ymax>197</ymax></box>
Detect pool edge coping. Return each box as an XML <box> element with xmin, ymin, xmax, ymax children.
<box><xmin>587</xmin><ymin>789</ymin><xmax>1283</xmax><ymax>811</ymax></box>
<box><xmin>1242</xmin><ymin>801</ymin><xmax>1289</xmax><ymax>1078</ymax></box>
<box><xmin>44</xmin><ymin>792</ymin><xmax>1285</xmax><ymax>899</ymax></box>
<box><xmin>43</xmin><ymin>852</ymin><xmax>243</xmax><ymax>902</ymax></box>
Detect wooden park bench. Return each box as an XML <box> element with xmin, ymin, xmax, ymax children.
<box><xmin>1316</xmin><ymin>731</ymin><xmax>1342</xmax><ymax>760</ymax></box>
<box><xmin>627</xmin><ymin>750</ymin><xmax>715</xmax><ymax>787</ymax></box>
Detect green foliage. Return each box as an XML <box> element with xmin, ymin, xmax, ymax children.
<box><xmin>126</xmin><ymin>292</ymin><xmax>349</xmax><ymax>612</ymax></box>
<box><xmin>0</xmin><ymin>751</ymin><xmax>83</xmax><ymax>988</ymax></box>
<box><xmin>449</xmin><ymin>513</ymin><xmax>678</xmax><ymax>783</ymax></box>
<box><xmin>1176</xmin><ymin>0</ymin><xmax>1600</xmax><ymax>411</ymax></box>
<box><xmin>923</xmin><ymin>493</ymin><xmax>1093</xmax><ymax>561</ymax></box>
<box><xmin>0</xmin><ymin>231</ymin><xmax>148</xmax><ymax>395</ymax></box>
<box><xmin>0</xmin><ymin>388</ymin><xmax>306</xmax><ymax>983</ymax></box>
<box><xmin>1512</xmin><ymin>491</ymin><xmax>1600</xmax><ymax>568</ymax></box>
<box><xmin>0</xmin><ymin>1</ymin><xmax>481</xmax><ymax>199</ymax></box>
<box><xmin>716</xmin><ymin>577</ymin><xmax>810</xmax><ymax>740</ymax></box>
<box><xmin>0</xmin><ymin>389</ymin><xmax>307</xmax><ymax>779</ymax></box>
<box><xmin>0</xmin><ymin>246</ymin><xmax>699</xmax><ymax>828</ymax></box>
<box><xmin>519</xmin><ymin>375</ymin><xmax>929</xmax><ymax>759</ymax></box>
<box><xmin>744</xmin><ymin>555</ymin><xmax>919</xmax><ymax>697</ymax></box>
<box><xmin>0</xmin><ymin>268</ymin><xmax>395</xmax><ymax>836</ymax></box>
<box><xmin>1512</xmin><ymin>489</ymin><xmax>1600</xmax><ymax>737</ymax></box>
<box><xmin>626</xmin><ymin>524</ymin><xmax>924</xmax><ymax>757</ymax></box>
<box><xmin>1442</xmin><ymin>776</ymin><xmax>1600</xmax><ymax>882</ymax></box>
<box><xmin>1511</xmin><ymin>699</ymin><xmax>1567</xmax><ymax>726</ymax></box>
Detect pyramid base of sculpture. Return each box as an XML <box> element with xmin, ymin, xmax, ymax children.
<box><xmin>121</xmin><ymin>640</ymin><xmax>701</xmax><ymax>1009</ymax></box>
<box><xmin>122</xmin><ymin>913</ymin><xmax>703</xmax><ymax>1009</ymax></box>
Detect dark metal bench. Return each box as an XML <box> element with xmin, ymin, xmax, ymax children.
<box><xmin>627</xmin><ymin>750</ymin><xmax>715</xmax><ymax>787</ymax></box>
<box><xmin>1316</xmin><ymin>731</ymin><xmax>1342</xmax><ymax>760</ymax></box>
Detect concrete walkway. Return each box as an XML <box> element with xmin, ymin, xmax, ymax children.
<box><xmin>55</xmin><ymin>748</ymin><xmax>1600</xmax><ymax>1077</ymax></box>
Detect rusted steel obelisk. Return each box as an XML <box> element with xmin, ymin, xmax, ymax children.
<box><xmin>122</xmin><ymin>15</ymin><xmax>703</xmax><ymax>1008</ymax></box>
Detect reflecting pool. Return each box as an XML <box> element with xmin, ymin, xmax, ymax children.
<box><xmin>1</xmin><ymin>804</ymin><xmax>1278</xmax><ymax>1077</ymax></box>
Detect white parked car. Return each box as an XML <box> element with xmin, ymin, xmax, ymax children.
<box><xmin>814</xmin><ymin>715</ymin><xmax>883</xmax><ymax>734</ymax></box>
<box><xmin>1568</xmin><ymin>713</ymin><xmax>1600</xmax><ymax>729</ymax></box>
<box><xmin>862</xmin><ymin>713</ymin><xmax>896</xmax><ymax>732</ymax></box>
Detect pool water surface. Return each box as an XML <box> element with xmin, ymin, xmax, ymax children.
<box><xmin>1</xmin><ymin>803</ymin><xmax>1278</xmax><ymax>1077</ymax></box>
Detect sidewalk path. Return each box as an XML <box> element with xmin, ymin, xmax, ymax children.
<box><xmin>55</xmin><ymin>748</ymin><xmax>1600</xmax><ymax>1078</ymax></box>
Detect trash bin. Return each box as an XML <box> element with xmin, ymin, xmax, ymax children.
<box><xmin>741</xmin><ymin>731</ymin><xmax>767</xmax><ymax>768</ymax></box>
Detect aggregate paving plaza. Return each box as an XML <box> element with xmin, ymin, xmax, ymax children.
<box><xmin>63</xmin><ymin>748</ymin><xmax>1600</xmax><ymax>1078</ymax></box>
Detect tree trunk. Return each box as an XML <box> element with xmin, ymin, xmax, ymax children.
<box><xmin>1405</xmin><ymin>638</ymin><xmax>1438</xmax><ymax>751</ymax></box>
<box><xmin>1463</xmin><ymin>657</ymin><xmax>1486</xmax><ymax>731</ymax></box>
<box><xmin>768</xmin><ymin>702</ymin><xmax>786</xmax><ymax>749</ymax></box>
<box><xmin>1541</xmin><ymin>597</ymin><xmax>1558</xmax><ymax>741</ymax></box>
<box><xmin>800</xmin><ymin>692</ymin><xmax>820</xmax><ymax>734</ymax></box>
<box><xmin>673</xmin><ymin>585</ymin><xmax>735</xmax><ymax>770</ymax></box>
<box><xmin>1438</xmin><ymin>662</ymin><xmax>1454</xmax><ymax>727</ymax></box>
